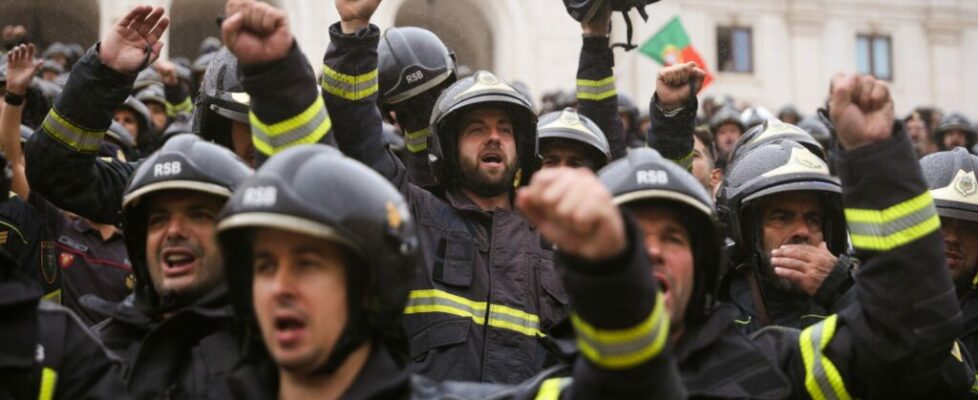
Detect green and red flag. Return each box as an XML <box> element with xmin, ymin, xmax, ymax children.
<box><xmin>640</xmin><ymin>16</ymin><xmax>713</xmax><ymax>91</ymax></box>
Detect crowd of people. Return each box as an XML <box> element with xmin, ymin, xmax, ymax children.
<box><xmin>1</xmin><ymin>0</ymin><xmax>978</xmax><ymax>398</ymax></box>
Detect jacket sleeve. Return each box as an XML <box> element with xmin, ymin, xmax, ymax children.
<box><xmin>575</xmin><ymin>36</ymin><xmax>626</xmax><ymax>161</ymax></box>
<box><xmin>647</xmin><ymin>94</ymin><xmax>697</xmax><ymax>170</ymax></box>
<box><xmin>23</xmin><ymin>45</ymin><xmax>137</xmax><ymax>225</ymax></box>
<box><xmin>758</xmin><ymin>127</ymin><xmax>969</xmax><ymax>398</ymax></box>
<box><xmin>320</xmin><ymin>23</ymin><xmax>406</xmax><ymax>184</ymax></box>
<box><xmin>240</xmin><ymin>42</ymin><xmax>335</xmax><ymax>166</ymax></box>
<box><xmin>553</xmin><ymin>212</ymin><xmax>685</xmax><ymax>399</ymax></box>
<box><xmin>164</xmin><ymin>81</ymin><xmax>193</xmax><ymax>117</ymax></box>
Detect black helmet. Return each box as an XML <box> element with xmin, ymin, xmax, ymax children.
<box><xmin>599</xmin><ymin>147</ymin><xmax>721</xmax><ymax>326</ymax></box>
<box><xmin>38</xmin><ymin>60</ymin><xmax>63</xmax><ymax>76</ymax></box>
<box><xmin>193</xmin><ymin>47</ymin><xmax>249</xmax><ymax>149</ymax></box>
<box><xmin>133</xmin><ymin>67</ymin><xmax>163</xmax><ymax>93</ymax></box>
<box><xmin>709</xmin><ymin>105</ymin><xmax>745</xmax><ymax>133</ymax></box>
<box><xmin>136</xmin><ymin>84</ymin><xmax>167</xmax><ymax>108</ymax></box>
<box><xmin>430</xmin><ymin>70</ymin><xmax>538</xmax><ymax>188</ymax></box>
<box><xmin>935</xmin><ymin>112</ymin><xmax>977</xmax><ymax>150</ymax></box>
<box><xmin>42</xmin><ymin>42</ymin><xmax>70</xmax><ymax>61</ymax></box>
<box><xmin>921</xmin><ymin>147</ymin><xmax>978</xmax><ymax>223</ymax></box>
<box><xmin>116</xmin><ymin>96</ymin><xmax>158</xmax><ymax>156</ymax></box>
<box><xmin>796</xmin><ymin>115</ymin><xmax>831</xmax><ymax>149</ymax></box>
<box><xmin>121</xmin><ymin>134</ymin><xmax>252</xmax><ymax>314</ymax></box>
<box><xmin>617</xmin><ymin>93</ymin><xmax>639</xmax><ymax>125</ymax></box>
<box><xmin>536</xmin><ymin>108</ymin><xmax>611</xmax><ymax>170</ymax></box>
<box><xmin>377</xmin><ymin>27</ymin><xmax>456</xmax><ymax>109</ymax></box>
<box><xmin>776</xmin><ymin>105</ymin><xmax>802</xmax><ymax>122</ymax></box>
<box><xmin>563</xmin><ymin>0</ymin><xmax>662</xmax><ymax>50</ymax></box>
<box><xmin>217</xmin><ymin>144</ymin><xmax>418</xmax><ymax>373</ymax></box>
<box><xmin>102</xmin><ymin>121</ymin><xmax>137</xmax><ymax>161</ymax></box>
<box><xmin>728</xmin><ymin>119</ymin><xmax>826</xmax><ymax>166</ymax></box>
<box><xmin>740</xmin><ymin>106</ymin><xmax>774</xmax><ymax>131</ymax></box>
<box><xmin>718</xmin><ymin>140</ymin><xmax>847</xmax><ymax>265</ymax></box>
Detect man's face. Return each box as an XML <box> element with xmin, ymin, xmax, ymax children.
<box><xmin>146</xmin><ymin>101</ymin><xmax>168</xmax><ymax>131</ymax></box>
<box><xmin>631</xmin><ymin>205</ymin><xmax>695</xmax><ymax>331</ymax></box>
<box><xmin>231</xmin><ymin>120</ymin><xmax>256</xmax><ymax>168</ymax></box>
<box><xmin>145</xmin><ymin>190</ymin><xmax>226</xmax><ymax>300</ymax></box>
<box><xmin>41</xmin><ymin>70</ymin><xmax>59</xmax><ymax>82</ymax></box>
<box><xmin>252</xmin><ymin>228</ymin><xmax>349</xmax><ymax>375</ymax></box>
<box><xmin>713</xmin><ymin>123</ymin><xmax>743</xmax><ymax>157</ymax></box>
<box><xmin>540</xmin><ymin>140</ymin><xmax>597</xmax><ymax>171</ymax></box>
<box><xmin>114</xmin><ymin>109</ymin><xmax>140</xmax><ymax>140</ymax></box>
<box><xmin>906</xmin><ymin>118</ymin><xmax>929</xmax><ymax>156</ymax></box>
<box><xmin>755</xmin><ymin>191</ymin><xmax>825</xmax><ymax>291</ymax></box>
<box><xmin>944</xmin><ymin>130</ymin><xmax>969</xmax><ymax>150</ymax></box>
<box><xmin>941</xmin><ymin>217</ymin><xmax>978</xmax><ymax>284</ymax></box>
<box><xmin>456</xmin><ymin>107</ymin><xmax>519</xmax><ymax>197</ymax></box>
<box><xmin>691</xmin><ymin>135</ymin><xmax>715</xmax><ymax>191</ymax></box>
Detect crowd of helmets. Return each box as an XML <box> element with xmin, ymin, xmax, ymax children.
<box><xmin>4</xmin><ymin>0</ymin><xmax>978</xmax><ymax>396</ymax></box>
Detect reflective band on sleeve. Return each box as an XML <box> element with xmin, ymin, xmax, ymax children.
<box><xmin>37</xmin><ymin>367</ymin><xmax>57</xmax><ymax>400</ymax></box>
<box><xmin>672</xmin><ymin>150</ymin><xmax>694</xmax><ymax>171</ymax></box>
<box><xmin>41</xmin><ymin>289</ymin><xmax>61</xmax><ymax>304</ymax></box>
<box><xmin>845</xmin><ymin>191</ymin><xmax>939</xmax><ymax>251</ymax></box>
<box><xmin>320</xmin><ymin>65</ymin><xmax>379</xmax><ymax>101</ymax></box>
<box><xmin>576</xmin><ymin>76</ymin><xmax>617</xmax><ymax>101</ymax></box>
<box><xmin>403</xmin><ymin>289</ymin><xmax>544</xmax><ymax>337</ymax></box>
<box><xmin>571</xmin><ymin>292</ymin><xmax>669</xmax><ymax>369</ymax></box>
<box><xmin>799</xmin><ymin>314</ymin><xmax>852</xmax><ymax>400</ymax></box>
<box><xmin>41</xmin><ymin>109</ymin><xmax>104</xmax><ymax>153</ymax></box>
<box><xmin>534</xmin><ymin>377</ymin><xmax>572</xmax><ymax>400</ymax></box>
<box><xmin>166</xmin><ymin>97</ymin><xmax>193</xmax><ymax>116</ymax></box>
<box><xmin>405</xmin><ymin>128</ymin><xmax>429</xmax><ymax>153</ymax></box>
<box><xmin>249</xmin><ymin>95</ymin><xmax>332</xmax><ymax>156</ymax></box>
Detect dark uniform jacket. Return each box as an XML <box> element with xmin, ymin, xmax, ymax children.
<box><xmin>680</xmin><ymin>130</ymin><xmax>973</xmax><ymax>398</ymax></box>
<box><xmin>958</xmin><ymin>290</ymin><xmax>978</xmax><ymax>368</ymax></box>
<box><xmin>0</xmin><ymin>195</ymin><xmax>62</xmax><ymax>302</ymax></box>
<box><xmin>225</xmin><ymin>216</ymin><xmax>684</xmax><ymax>400</ymax></box>
<box><xmin>23</xmin><ymin>46</ymin><xmax>241</xmax><ymax>399</ymax></box>
<box><xmin>319</xmin><ymin>23</ymin><xmax>569</xmax><ymax>384</ymax></box>
<box><xmin>575</xmin><ymin>35</ymin><xmax>626</xmax><ymax>161</ymax></box>
<box><xmin>0</xmin><ymin>249</ymin><xmax>128</xmax><ymax>400</ymax></box>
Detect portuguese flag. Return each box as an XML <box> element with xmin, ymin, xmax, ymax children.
<box><xmin>640</xmin><ymin>16</ymin><xmax>713</xmax><ymax>91</ymax></box>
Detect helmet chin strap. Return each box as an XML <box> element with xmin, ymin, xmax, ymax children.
<box><xmin>311</xmin><ymin>259</ymin><xmax>370</xmax><ymax>376</ymax></box>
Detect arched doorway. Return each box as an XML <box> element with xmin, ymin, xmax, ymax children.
<box><xmin>0</xmin><ymin>0</ymin><xmax>99</xmax><ymax>49</ymax></box>
<box><xmin>394</xmin><ymin>0</ymin><xmax>494</xmax><ymax>75</ymax></box>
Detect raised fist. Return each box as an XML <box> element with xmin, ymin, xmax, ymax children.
<box><xmin>655</xmin><ymin>62</ymin><xmax>705</xmax><ymax>112</ymax></box>
<box><xmin>828</xmin><ymin>73</ymin><xmax>894</xmax><ymax>149</ymax></box>
<box><xmin>222</xmin><ymin>0</ymin><xmax>293</xmax><ymax>65</ymax></box>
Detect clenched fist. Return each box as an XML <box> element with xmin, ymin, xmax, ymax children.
<box><xmin>517</xmin><ymin>167</ymin><xmax>625</xmax><ymax>262</ymax></box>
<box><xmin>828</xmin><ymin>73</ymin><xmax>894</xmax><ymax>149</ymax></box>
<box><xmin>656</xmin><ymin>62</ymin><xmax>704</xmax><ymax>112</ymax></box>
<box><xmin>222</xmin><ymin>0</ymin><xmax>293</xmax><ymax>65</ymax></box>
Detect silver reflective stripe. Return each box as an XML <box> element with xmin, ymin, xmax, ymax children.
<box><xmin>847</xmin><ymin>202</ymin><xmax>937</xmax><ymax>237</ymax></box>
<box><xmin>251</xmin><ymin>107</ymin><xmax>329</xmax><ymax>149</ymax></box>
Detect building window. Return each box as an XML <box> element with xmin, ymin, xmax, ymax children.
<box><xmin>717</xmin><ymin>26</ymin><xmax>753</xmax><ymax>73</ymax></box>
<box><xmin>856</xmin><ymin>34</ymin><xmax>892</xmax><ymax>81</ymax></box>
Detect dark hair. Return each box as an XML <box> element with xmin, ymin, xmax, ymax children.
<box><xmin>692</xmin><ymin>125</ymin><xmax>716</xmax><ymax>162</ymax></box>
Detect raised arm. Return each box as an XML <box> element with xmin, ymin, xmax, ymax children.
<box><xmin>23</xmin><ymin>6</ymin><xmax>167</xmax><ymax>224</ymax></box>
<box><xmin>647</xmin><ymin>62</ymin><xmax>702</xmax><ymax>170</ymax></box>
<box><xmin>0</xmin><ymin>43</ymin><xmax>42</xmax><ymax>199</ymax></box>
<box><xmin>574</xmin><ymin>3</ymin><xmax>626</xmax><ymax>161</ymax></box>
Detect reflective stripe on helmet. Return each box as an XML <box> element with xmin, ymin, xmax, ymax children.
<box><xmin>41</xmin><ymin>109</ymin><xmax>104</xmax><ymax>153</ymax></box>
<box><xmin>576</xmin><ymin>76</ymin><xmax>616</xmax><ymax>101</ymax></box>
<box><xmin>845</xmin><ymin>191</ymin><xmax>939</xmax><ymax>251</ymax></box>
<box><xmin>405</xmin><ymin>128</ymin><xmax>430</xmax><ymax>153</ymax></box>
<box><xmin>571</xmin><ymin>292</ymin><xmax>669</xmax><ymax>370</ymax></box>
<box><xmin>799</xmin><ymin>314</ymin><xmax>852</xmax><ymax>400</ymax></box>
<box><xmin>534</xmin><ymin>377</ymin><xmax>572</xmax><ymax>400</ymax></box>
<box><xmin>321</xmin><ymin>65</ymin><xmax>379</xmax><ymax>101</ymax></box>
<box><xmin>37</xmin><ymin>367</ymin><xmax>57</xmax><ymax>400</ymax></box>
<box><xmin>404</xmin><ymin>289</ymin><xmax>545</xmax><ymax>337</ymax></box>
<box><xmin>249</xmin><ymin>96</ymin><xmax>332</xmax><ymax>157</ymax></box>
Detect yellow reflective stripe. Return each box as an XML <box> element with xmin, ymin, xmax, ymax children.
<box><xmin>320</xmin><ymin>65</ymin><xmax>379</xmax><ymax>101</ymax></box>
<box><xmin>166</xmin><ymin>97</ymin><xmax>193</xmax><ymax>116</ymax></box>
<box><xmin>576</xmin><ymin>76</ymin><xmax>616</xmax><ymax>101</ymax></box>
<box><xmin>970</xmin><ymin>373</ymin><xmax>978</xmax><ymax>394</ymax></box>
<box><xmin>41</xmin><ymin>289</ymin><xmax>61</xmax><ymax>304</ymax></box>
<box><xmin>405</xmin><ymin>128</ymin><xmax>429</xmax><ymax>153</ymax></box>
<box><xmin>37</xmin><ymin>367</ymin><xmax>57</xmax><ymax>400</ymax></box>
<box><xmin>571</xmin><ymin>292</ymin><xmax>669</xmax><ymax>369</ymax></box>
<box><xmin>41</xmin><ymin>109</ymin><xmax>104</xmax><ymax>153</ymax></box>
<box><xmin>249</xmin><ymin>96</ymin><xmax>332</xmax><ymax>156</ymax></box>
<box><xmin>534</xmin><ymin>377</ymin><xmax>571</xmax><ymax>400</ymax></box>
<box><xmin>403</xmin><ymin>289</ymin><xmax>545</xmax><ymax>337</ymax></box>
<box><xmin>846</xmin><ymin>192</ymin><xmax>939</xmax><ymax>251</ymax></box>
<box><xmin>799</xmin><ymin>314</ymin><xmax>852</xmax><ymax>400</ymax></box>
<box><xmin>671</xmin><ymin>150</ymin><xmax>694</xmax><ymax>171</ymax></box>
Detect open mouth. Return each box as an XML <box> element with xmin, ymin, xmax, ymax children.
<box><xmin>480</xmin><ymin>152</ymin><xmax>503</xmax><ymax>167</ymax></box>
<box><xmin>274</xmin><ymin>314</ymin><xmax>307</xmax><ymax>346</ymax></box>
<box><xmin>653</xmin><ymin>271</ymin><xmax>670</xmax><ymax>296</ymax></box>
<box><xmin>161</xmin><ymin>248</ymin><xmax>198</xmax><ymax>276</ymax></box>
